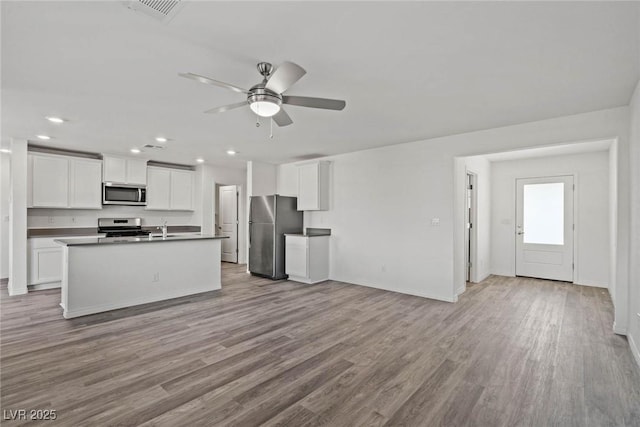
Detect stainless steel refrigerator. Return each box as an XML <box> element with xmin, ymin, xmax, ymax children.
<box><xmin>249</xmin><ymin>195</ymin><xmax>303</xmax><ymax>280</ymax></box>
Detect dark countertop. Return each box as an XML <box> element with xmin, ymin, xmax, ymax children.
<box><xmin>55</xmin><ymin>234</ymin><xmax>227</xmax><ymax>246</ymax></box>
<box><xmin>285</xmin><ymin>227</ymin><xmax>332</xmax><ymax>237</ymax></box>
<box><xmin>28</xmin><ymin>225</ymin><xmax>201</xmax><ymax>238</ymax></box>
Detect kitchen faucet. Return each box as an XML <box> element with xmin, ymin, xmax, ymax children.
<box><xmin>157</xmin><ymin>221</ymin><xmax>168</xmax><ymax>238</ymax></box>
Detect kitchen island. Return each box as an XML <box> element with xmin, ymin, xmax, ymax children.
<box><xmin>55</xmin><ymin>235</ymin><xmax>227</xmax><ymax>319</ymax></box>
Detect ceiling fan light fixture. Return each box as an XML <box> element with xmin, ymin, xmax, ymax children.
<box><xmin>250</xmin><ymin>100</ymin><xmax>280</xmax><ymax>117</ymax></box>
<box><xmin>248</xmin><ymin>91</ymin><xmax>282</xmax><ymax>118</ymax></box>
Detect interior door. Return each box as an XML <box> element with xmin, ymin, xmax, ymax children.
<box><xmin>516</xmin><ymin>175</ymin><xmax>574</xmax><ymax>282</ymax></box>
<box><xmin>219</xmin><ymin>185</ymin><xmax>238</xmax><ymax>263</ymax></box>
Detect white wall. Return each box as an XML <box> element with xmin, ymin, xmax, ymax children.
<box><xmin>628</xmin><ymin>79</ymin><xmax>640</xmax><ymax>365</ymax></box>
<box><xmin>0</xmin><ymin>153</ymin><xmax>10</xmax><ymax>279</ymax></box>
<box><xmin>490</xmin><ymin>151</ymin><xmax>610</xmax><ymax>287</ymax></box>
<box><xmin>277</xmin><ymin>107</ymin><xmax>630</xmax><ymax>312</ymax></box>
<box><xmin>9</xmin><ymin>139</ymin><xmax>28</xmax><ymax>295</ymax></box>
<box><xmin>247</xmin><ymin>160</ymin><xmax>277</xmax><ymax>197</ymax></box>
<box><xmin>460</xmin><ymin>155</ymin><xmax>491</xmax><ymax>285</ymax></box>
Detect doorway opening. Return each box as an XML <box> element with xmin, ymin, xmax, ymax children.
<box><xmin>464</xmin><ymin>172</ymin><xmax>477</xmax><ymax>283</ymax></box>
<box><xmin>216</xmin><ymin>184</ymin><xmax>239</xmax><ymax>263</ymax></box>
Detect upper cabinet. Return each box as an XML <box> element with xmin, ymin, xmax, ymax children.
<box><xmin>146</xmin><ymin>166</ymin><xmax>194</xmax><ymax>211</ymax></box>
<box><xmin>297</xmin><ymin>161</ymin><xmax>330</xmax><ymax>211</ymax></box>
<box><xmin>28</xmin><ymin>153</ymin><xmax>102</xmax><ymax>209</ymax></box>
<box><xmin>103</xmin><ymin>155</ymin><xmax>147</xmax><ymax>185</ymax></box>
<box><xmin>70</xmin><ymin>158</ymin><xmax>103</xmax><ymax>208</ymax></box>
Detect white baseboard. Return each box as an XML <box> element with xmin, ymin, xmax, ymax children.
<box><xmin>629</xmin><ymin>333</ymin><xmax>640</xmax><ymax>369</ymax></box>
<box><xmin>63</xmin><ymin>286</ymin><xmax>221</xmax><ymax>319</ymax></box>
<box><xmin>29</xmin><ymin>282</ymin><xmax>61</xmax><ymax>291</ymax></box>
<box><xmin>573</xmin><ymin>280</ymin><xmax>608</xmax><ymax>289</ymax></box>
<box><xmin>613</xmin><ymin>321</ymin><xmax>627</xmax><ymax>335</ymax></box>
<box><xmin>334</xmin><ymin>278</ymin><xmax>457</xmax><ymax>303</ymax></box>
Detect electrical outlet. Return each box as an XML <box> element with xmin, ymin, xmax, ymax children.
<box><xmin>71</xmin><ymin>217</ymin><xmax>76</xmax><ymax>223</ymax></box>
<box><xmin>153</xmin><ymin>272</ymin><xmax>160</xmax><ymax>282</ymax></box>
<box><xmin>431</xmin><ymin>217</ymin><xmax>440</xmax><ymax>226</ymax></box>
<box><xmin>48</xmin><ymin>216</ymin><xmax>54</xmax><ymax>224</ymax></box>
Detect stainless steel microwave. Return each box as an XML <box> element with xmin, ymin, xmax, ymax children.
<box><xmin>102</xmin><ymin>183</ymin><xmax>147</xmax><ymax>206</ymax></box>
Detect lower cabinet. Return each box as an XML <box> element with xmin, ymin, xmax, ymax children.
<box><xmin>28</xmin><ymin>238</ymin><xmax>63</xmax><ymax>288</ymax></box>
<box><xmin>285</xmin><ymin>235</ymin><xmax>330</xmax><ymax>284</ymax></box>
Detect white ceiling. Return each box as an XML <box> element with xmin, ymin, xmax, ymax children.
<box><xmin>2</xmin><ymin>1</ymin><xmax>639</xmax><ymax>168</ymax></box>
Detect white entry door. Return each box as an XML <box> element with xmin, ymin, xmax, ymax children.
<box><xmin>516</xmin><ymin>176</ymin><xmax>574</xmax><ymax>282</ymax></box>
<box><xmin>219</xmin><ymin>185</ymin><xmax>238</xmax><ymax>263</ymax></box>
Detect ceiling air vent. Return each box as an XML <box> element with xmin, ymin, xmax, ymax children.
<box><xmin>125</xmin><ymin>0</ymin><xmax>184</xmax><ymax>23</ymax></box>
<box><xmin>142</xmin><ymin>144</ymin><xmax>165</xmax><ymax>150</ymax></box>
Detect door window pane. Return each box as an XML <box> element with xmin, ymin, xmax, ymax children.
<box><xmin>523</xmin><ymin>183</ymin><xmax>564</xmax><ymax>245</ymax></box>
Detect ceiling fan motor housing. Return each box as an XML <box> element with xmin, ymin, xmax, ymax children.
<box><xmin>248</xmin><ymin>84</ymin><xmax>282</xmax><ymax>108</ymax></box>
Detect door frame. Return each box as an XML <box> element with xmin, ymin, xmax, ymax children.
<box><xmin>514</xmin><ymin>173</ymin><xmax>578</xmax><ymax>283</ymax></box>
<box><xmin>218</xmin><ymin>184</ymin><xmax>240</xmax><ymax>264</ymax></box>
<box><xmin>465</xmin><ymin>171</ymin><xmax>478</xmax><ymax>283</ymax></box>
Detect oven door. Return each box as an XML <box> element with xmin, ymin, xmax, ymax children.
<box><xmin>103</xmin><ymin>183</ymin><xmax>146</xmax><ymax>205</ymax></box>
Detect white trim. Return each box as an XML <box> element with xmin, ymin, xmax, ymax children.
<box><xmin>629</xmin><ymin>333</ymin><xmax>640</xmax><ymax>369</ymax></box>
<box><xmin>63</xmin><ymin>288</ymin><xmax>220</xmax><ymax>319</ymax></box>
<box><xmin>28</xmin><ymin>282</ymin><xmax>61</xmax><ymax>291</ymax></box>
<box><xmin>613</xmin><ymin>321</ymin><xmax>627</xmax><ymax>335</ymax></box>
<box><xmin>338</xmin><ymin>279</ymin><xmax>458</xmax><ymax>303</ymax></box>
<box><xmin>287</xmin><ymin>275</ymin><xmax>328</xmax><ymax>285</ymax></box>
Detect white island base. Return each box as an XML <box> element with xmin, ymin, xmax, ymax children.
<box><xmin>58</xmin><ymin>237</ymin><xmax>223</xmax><ymax>319</ymax></box>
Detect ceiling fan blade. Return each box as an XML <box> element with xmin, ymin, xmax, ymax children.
<box><xmin>179</xmin><ymin>72</ymin><xmax>249</xmax><ymax>94</ymax></box>
<box><xmin>265</xmin><ymin>62</ymin><xmax>306</xmax><ymax>94</ymax></box>
<box><xmin>204</xmin><ymin>101</ymin><xmax>248</xmax><ymax>114</ymax></box>
<box><xmin>272</xmin><ymin>109</ymin><xmax>293</xmax><ymax>127</ymax></box>
<box><xmin>282</xmin><ymin>95</ymin><xmax>346</xmax><ymax>111</ymax></box>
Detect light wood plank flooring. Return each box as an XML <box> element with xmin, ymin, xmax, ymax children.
<box><xmin>1</xmin><ymin>265</ymin><xmax>639</xmax><ymax>426</ymax></box>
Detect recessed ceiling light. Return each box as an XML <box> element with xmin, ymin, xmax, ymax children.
<box><xmin>130</xmin><ymin>148</ymin><xmax>141</xmax><ymax>154</ymax></box>
<box><xmin>226</xmin><ymin>150</ymin><xmax>237</xmax><ymax>156</ymax></box>
<box><xmin>36</xmin><ymin>135</ymin><xmax>51</xmax><ymax>140</ymax></box>
<box><xmin>46</xmin><ymin>116</ymin><xmax>65</xmax><ymax>124</ymax></box>
<box><xmin>196</xmin><ymin>158</ymin><xmax>205</xmax><ymax>163</ymax></box>
<box><xmin>0</xmin><ymin>148</ymin><xmax>11</xmax><ymax>154</ymax></box>
<box><xmin>155</xmin><ymin>137</ymin><xmax>168</xmax><ymax>143</ymax></box>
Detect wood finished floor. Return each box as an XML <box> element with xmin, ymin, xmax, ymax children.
<box><xmin>1</xmin><ymin>265</ymin><xmax>639</xmax><ymax>426</ymax></box>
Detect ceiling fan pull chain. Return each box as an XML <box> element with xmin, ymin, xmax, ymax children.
<box><xmin>270</xmin><ymin>118</ymin><xmax>274</xmax><ymax>139</ymax></box>
<box><xmin>256</xmin><ymin>115</ymin><xmax>260</xmax><ymax>128</ymax></box>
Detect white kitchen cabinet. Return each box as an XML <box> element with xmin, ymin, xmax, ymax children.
<box><xmin>31</xmin><ymin>154</ymin><xmax>69</xmax><ymax>208</ymax></box>
<box><xmin>146</xmin><ymin>166</ymin><xmax>194</xmax><ymax>211</ymax></box>
<box><xmin>297</xmin><ymin>161</ymin><xmax>330</xmax><ymax>211</ymax></box>
<box><xmin>170</xmin><ymin>170</ymin><xmax>193</xmax><ymax>210</ymax></box>
<box><xmin>103</xmin><ymin>155</ymin><xmax>147</xmax><ymax>185</ymax></box>
<box><xmin>146</xmin><ymin>167</ymin><xmax>171</xmax><ymax>210</ymax></box>
<box><xmin>28</xmin><ymin>238</ymin><xmax>62</xmax><ymax>288</ymax></box>
<box><xmin>285</xmin><ymin>235</ymin><xmax>330</xmax><ymax>284</ymax></box>
<box><xmin>29</xmin><ymin>153</ymin><xmax>102</xmax><ymax>209</ymax></box>
<box><xmin>126</xmin><ymin>159</ymin><xmax>148</xmax><ymax>185</ymax></box>
<box><xmin>70</xmin><ymin>158</ymin><xmax>103</xmax><ymax>208</ymax></box>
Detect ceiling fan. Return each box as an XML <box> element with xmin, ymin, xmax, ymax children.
<box><xmin>179</xmin><ymin>61</ymin><xmax>346</xmax><ymax>127</ymax></box>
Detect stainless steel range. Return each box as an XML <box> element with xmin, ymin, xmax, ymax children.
<box><xmin>98</xmin><ymin>218</ymin><xmax>150</xmax><ymax>238</ymax></box>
